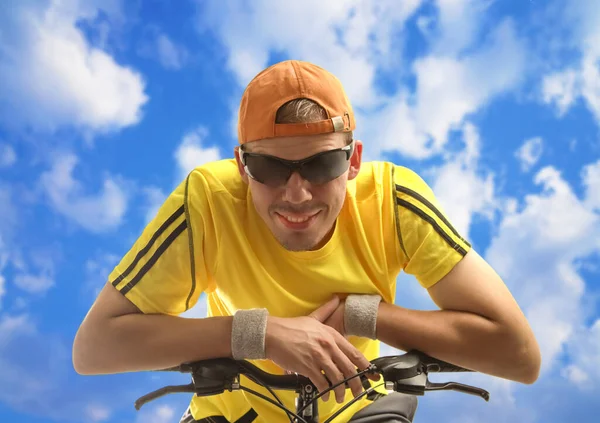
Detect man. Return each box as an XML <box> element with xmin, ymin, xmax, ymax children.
<box><xmin>72</xmin><ymin>60</ymin><xmax>541</xmax><ymax>422</ymax></box>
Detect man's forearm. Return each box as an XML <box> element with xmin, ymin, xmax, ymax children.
<box><xmin>376</xmin><ymin>302</ymin><xmax>540</xmax><ymax>384</ymax></box>
<box><xmin>73</xmin><ymin>314</ymin><xmax>233</xmax><ymax>375</ymax></box>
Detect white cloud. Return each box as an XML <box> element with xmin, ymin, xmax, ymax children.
<box><xmin>138</xmin><ymin>127</ymin><xmax>221</xmax><ymax>242</ymax></box>
<box><xmin>14</xmin><ymin>273</ymin><xmax>54</xmax><ymax>295</ymax></box>
<box><xmin>542</xmin><ymin>61</ymin><xmax>600</xmax><ymax>123</ymax></box>
<box><xmin>0</xmin><ymin>186</ymin><xmax>17</xmax><ymax>306</ymax></box>
<box><xmin>156</xmin><ymin>33</ymin><xmax>188</xmax><ymax>70</ymax></box>
<box><xmin>0</xmin><ymin>144</ymin><xmax>16</xmax><ymax>167</ymax></box>
<box><xmin>409</xmin><ymin>19</ymin><xmax>525</xmax><ymax>155</ymax></box>
<box><xmin>138</xmin><ymin>27</ymin><xmax>189</xmax><ymax>70</ymax></box>
<box><xmin>582</xmin><ymin>159</ymin><xmax>600</xmax><ymax>211</ymax></box>
<box><xmin>562</xmin><ymin>364</ymin><xmax>590</xmax><ymax>387</ymax></box>
<box><xmin>542</xmin><ymin>70</ymin><xmax>580</xmax><ymax>116</ymax></box>
<box><xmin>198</xmin><ymin>1</ymin><xmax>526</xmax><ymax>161</ymax></box>
<box><xmin>11</xmin><ymin>246</ymin><xmax>57</xmax><ymax>296</ymax></box>
<box><xmin>143</xmin><ymin>186</ymin><xmax>168</xmax><ymax>225</ymax></box>
<box><xmin>485</xmin><ymin>164</ymin><xmax>600</xmax><ymax>378</ymax></box>
<box><xmin>0</xmin><ymin>185</ymin><xmax>18</xmax><ymax>240</ymax></box>
<box><xmin>0</xmin><ymin>0</ymin><xmax>148</xmax><ymax>133</ymax></box>
<box><xmin>361</xmin><ymin>18</ymin><xmax>527</xmax><ymax>159</ymax></box>
<box><xmin>0</xmin><ymin>313</ymin><xmax>35</xmax><ymax>344</ymax></box>
<box><xmin>40</xmin><ymin>153</ymin><xmax>129</xmax><ymax>233</ymax></box>
<box><xmin>0</xmin><ymin>308</ymin><xmax>187</xmax><ymax>422</ymax></box>
<box><xmin>0</xmin><ymin>275</ymin><xmax>5</xmax><ymax>311</ymax></box>
<box><xmin>135</xmin><ymin>404</ymin><xmax>176</xmax><ymax>423</ymax></box>
<box><xmin>540</xmin><ymin>0</ymin><xmax>600</xmax><ymax>124</ymax></box>
<box><xmin>515</xmin><ymin>137</ymin><xmax>544</xmax><ymax>172</ymax></box>
<box><xmin>429</xmin><ymin>123</ymin><xmax>497</xmax><ymax>240</ymax></box>
<box><xmin>84</xmin><ymin>253</ymin><xmax>121</xmax><ymax>299</ymax></box>
<box><xmin>429</xmin><ymin>0</ymin><xmax>493</xmax><ymax>56</ymax></box>
<box><xmin>175</xmin><ymin>127</ymin><xmax>221</xmax><ymax>181</ymax></box>
<box><xmin>0</xmin><ymin>308</ymin><xmax>172</xmax><ymax>421</ymax></box>
<box><xmin>86</xmin><ymin>404</ymin><xmax>111</xmax><ymax>422</ymax></box>
<box><xmin>197</xmin><ymin>0</ymin><xmax>423</xmax><ymax>107</ymax></box>
<box><xmin>139</xmin><ymin>127</ymin><xmax>221</xmax><ymax>244</ymax></box>
<box><xmin>0</xmin><ymin>314</ymin><xmax>54</xmax><ymax>413</ymax></box>
<box><xmin>564</xmin><ymin>319</ymin><xmax>600</xmax><ymax>391</ymax></box>
<box><xmin>0</xmin><ymin>311</ymin><xmax>115</xmax><ymax>420</ymax></box>
<box><xmin>0</xmin><ymin>181</ymin><xmax>60</xmax><ymax>299</ymax></box>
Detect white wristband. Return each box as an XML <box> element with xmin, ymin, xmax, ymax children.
<box><xmin>231</xmin><ymin>308</ymin><xmax>269</xmax><ymax>360</ymax></box>
<box><xmin>344</xmin><ymin>295</ymin><xmax>382</xmax><ymax>339</ymax></box>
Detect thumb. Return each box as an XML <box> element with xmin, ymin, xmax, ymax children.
<box><xmin>309</xmin><ymin>296</ymin><xmax>340</xmax><ymax>322</ymax></box>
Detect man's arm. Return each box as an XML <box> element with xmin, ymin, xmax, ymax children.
<box><xmin>72</xmin><ymin>281</ymin><xmax>233</xmax><ymax>375</ymax></box>
<box><xmin>375</xmin><ymin>249</ymin><xmax>541</xmax><ymax>384</ymax></box>
<box><xmin>72</xmin><ymin>171</ymin><xmax>233</xmax><ymax>375</ymax></box>
<box><xmin>74</xmin><ymin>281</ymin><xmax>376</xmax><ymax>403</ymax></box>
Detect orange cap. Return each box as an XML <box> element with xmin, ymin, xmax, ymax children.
<box><xmin>237</xmin><ymin>60</ymin><xmax>356</xmax><ymax>144</ymax></box>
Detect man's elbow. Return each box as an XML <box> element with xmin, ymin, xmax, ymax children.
<box><xmin>72</xmin><ymin>332</ymin><xmax>91</xmax><ymax>375</ymax></box>
<box><xmin>72</xmin><ymin>326</ymin><xmax>104</xmax><ymax>376</ymax></box>
<box><xmin>72</xmin><ymin>352</ymin><xmax>97</xmax><ymax>376</ymax></box>
<box><xmin>520</xmin><ymin>350</ymin><xmax>541</xmax><ymax>385</ymax></box>
<box><xmin>72</xmin><ymin>355</ymin><xmax>93</xmax><ymax>376</ymax></box>
<box><xmin>513</xmin><ymin>335</ymin><xmax>542</xmax><ymax>385</ymax></box>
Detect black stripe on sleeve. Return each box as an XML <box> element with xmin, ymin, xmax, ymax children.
<box><xmin>395</xmin><ymin>184</ymin><xmax>471</xmax><ymax>248</ymax></box>
<box><xmin>119</xmin><ymin>220</ymin><xmax>188</xmax><ymax>295</ymax></box>
<box><xmin>396</xmin><ymin>197</ymin><xmax>468</xmax><ymax>256</ymax></box>
<box><xmin>183</xmin><ymin>173</ymin><xmax>197</xmax><ymax>311</ymax></box>
<box><xmin>111</xmin><ymin>205</ymin><xmax>185</xmax><ymax>288</ymax></box>
<box><xmin>392</xmin><ymin>167</ymin><xmax>409</xmax><ymax>259</ymax></box>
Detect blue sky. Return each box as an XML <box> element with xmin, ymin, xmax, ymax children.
<box><xmin>0</xmin><ymin>0</ymin><xmax>599</xmax><ymax>422</ymax></box>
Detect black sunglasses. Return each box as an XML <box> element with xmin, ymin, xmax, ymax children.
<box><xmin>240</xmin><ymin>141</ymin><xmax>354</xmax><ymax>187</ymax></box>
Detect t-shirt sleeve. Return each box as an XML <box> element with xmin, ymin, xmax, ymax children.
<box><xmin>108</xmin><ymin>170</ymin><xmax>216</xmax><ymax>315</ymax></box>
<box><xmin>392</xmin><ymin>165</ymin><xmax>472</xmax><ymax>289</ymax></box>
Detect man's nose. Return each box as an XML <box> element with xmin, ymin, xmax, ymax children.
<box><xmin>281</xmin><ymin>172</ymin><xmax>313</xmax><ymax>204</ymax></box>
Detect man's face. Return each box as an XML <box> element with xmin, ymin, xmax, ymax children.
<box><xmin>235</xmin><ymin>133</ymin><xmax>362</xmax><ymax>251</ymax></box>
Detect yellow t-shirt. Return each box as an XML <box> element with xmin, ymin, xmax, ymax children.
<box><xmin>108</xmin><ymin>159</ymin><xmax>471</xmax><ymax>422</ymax></box>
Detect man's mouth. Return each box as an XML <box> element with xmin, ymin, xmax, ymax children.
<box><xmin>281</xmin><ymin>215</ymin><xmax>311</xmax><ymax>223</ymax></box>
<box><xmin>275</xmin><ymin>211</ymin><xmax>321</xmax><ymax>230</ymax></box>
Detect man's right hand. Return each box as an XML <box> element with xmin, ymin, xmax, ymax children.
<box><xmin>264</xmin><ymin>296</ymin><xmax>379</xmax><ymax>404</ymax></box>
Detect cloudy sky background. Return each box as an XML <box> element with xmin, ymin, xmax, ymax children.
<box><xmin>0</xmin><ymin>0</ymin><xmax>599</xmax><ymax>422</ymax></box>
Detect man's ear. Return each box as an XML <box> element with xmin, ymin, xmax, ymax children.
<box><xmin>347</xmin><ymin>140</ymin><xmax>363</xmax><ymax>180</ymax></box>
<box><xmin>233</xmin><ymin>146</ymin><xmax>249</xmax><ymax>184</ymax></box>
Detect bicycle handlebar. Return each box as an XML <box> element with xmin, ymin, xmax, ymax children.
<box><xmin>134</xmin><ymin>350</ymin><xmax>490</xmax><ymax>413</ymax></box>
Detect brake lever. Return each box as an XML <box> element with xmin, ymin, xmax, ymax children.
<box><xmin>135</xmin><ymin>383</ymin><xmax>196</xmax><ymax>410</ymax></box>
<box><xmin>390</xmin><ymin>374</ymin><xmax>489</xmax><ymax>402</ymax></box>
<box><xmin>426</xmin><ymin>381</ymin><xmax>490</xmax><ymax>401</ymax></box>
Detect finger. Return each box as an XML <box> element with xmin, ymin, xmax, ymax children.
<box><xmin>333</xmin><ymin>333</ymin><xmax>377</xmax><ymax>388</ymax></box>
<box><xmin>309</xmin><ymin>296</ymin><xmax>340</xmax><ymax>322</ymax></box>
<box><xmin>367</xmin><ymin>371</ymin><xmax>381</xmax><ymax>382</ymax></box>
<box><xmin>329</xmin><ymin>347</ymin><xmax>364</xmax><ymax>399</ymax></box>
<box><xmin>308</xmin><ymin>369</ymin><xmax>331</xmax><ymax>402</ymax></box>
<box><xmin>320</xmin><ymin>359</ymin><xmax>347</xmax><ymax>404</ymax></box>
<box><xmin>335</xmin><ymin>333</ymin><xmax>372</xmax><ymax>371</ymax></box>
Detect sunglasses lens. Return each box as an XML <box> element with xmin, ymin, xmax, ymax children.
<box><xmin>244</xmin><ymin>155</ymin><xmax>291</xmax><ymax>186</ymax></box>
<box><xmin>243</xmin><ymin>147</ymin><xmax>351</xmax><ymax>186</ymax></box>
<box><xmin>301</xmin><ymin>150</ymin><xmax>350</xmax><ymax>184</ymax></box>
